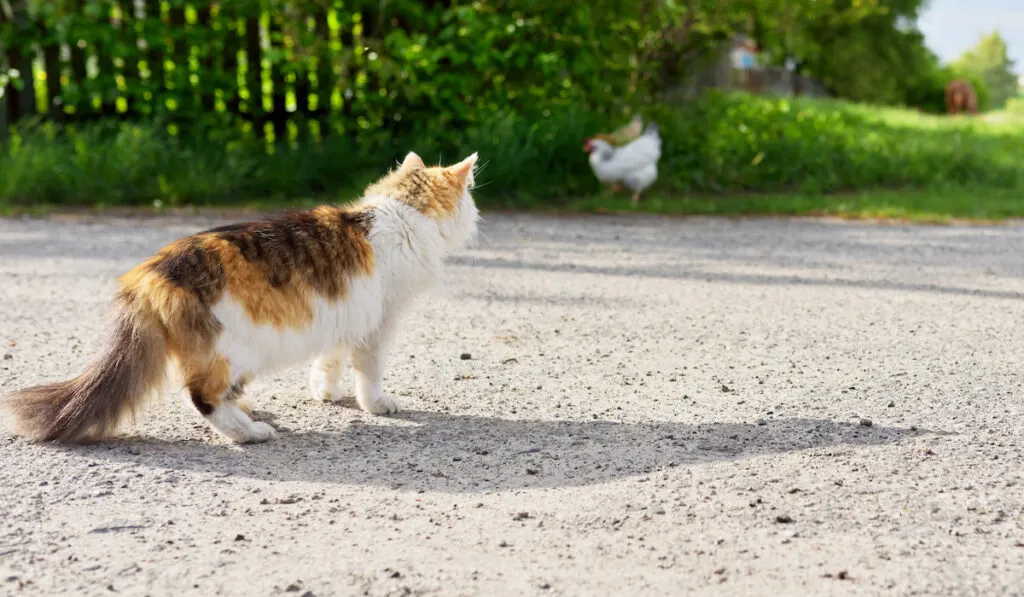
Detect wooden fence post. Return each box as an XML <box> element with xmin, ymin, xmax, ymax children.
<box><xmin>222</xmin><ymin>11</ymin><xmax>242</xmax><ymax>117</ymax></box>
<box><xmin>244</xmin><ymin>15</ymin><xmax>263</xmax><ymax>135</ymax></box>
<box><xmin>0</xmin><ymin>89</ymin><xmax>7</xmax><ymax>139</ymax></box>
<box><xmin>41</xmin><ymin>19</ymin><xmax>62</xmax><ymax>121</ymax></box>
<box><xmin>167</xmin><ymin>1</ymin><xmax>189</xmax><ymax>123</ymax></box>
<box><xmin>143</xmin><ymin>0</ymin><xmax>164</xmax><ymax>118</ymax></box>
<box><xmin>314</xmin><ymin>7</ymin><xmax>334</xmax><ymax>131</ymax></box>
<box><xmin>0</xmin><ymin>3</ymin><xmax>9</xmax><ymax>137</ymax></box>
<box><xmin>66</xmin><ymin>0</ymin><xmax>89</xmax><ymax>119</ymax></box>
<box><xmin>90</xmin><ymin>1</ymin><xmax>117</xmax><ymax>117</ymax></box>
<box><xmin>196</xmin><ymin>5</ymin><xmax>215</xmax><ymax>113</ymax></box>
<box><xmin>268</xmin><ymin>15</ymin><xmax>287</xmax><ymax>141</ymax></box>
<box><xmin>4</xmin><ymin>0</ymin><xmax>37</xmax><ymax>124</ymax></box>
<box><xmin>0</xmin><ymin>32</ymin><xmax>7</xmax><ymax>139</ymax></box>
<box><xmin>117</xmin><ymin>0</ymin><xmax>140</xmax><ymax>118</ymax></box>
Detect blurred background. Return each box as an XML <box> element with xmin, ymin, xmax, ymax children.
<box><xmin>0</xmin><ymin>0</ymin><xmax>1021</xmax><ymax>218</ymax></box>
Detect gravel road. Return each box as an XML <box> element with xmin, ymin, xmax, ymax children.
<box><xmin>0</xmin><ymin>212</ymin><xmax>1022</xmax><ymax>597</ymax></box>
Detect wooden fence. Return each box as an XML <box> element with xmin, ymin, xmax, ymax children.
<box><xmin>0</xmin><ymin>1</ymin><xmax>402</xmax><ymax>140</ymax></box>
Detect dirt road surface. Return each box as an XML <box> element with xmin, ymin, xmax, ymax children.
<box><xmin>1</xmin><ymin>213</ymin><xmax>1022</xmax><ymax>597</ymax></box>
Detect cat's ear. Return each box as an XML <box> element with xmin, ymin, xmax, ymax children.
<box><xmin>449</xmin><ymin>152</ymin><xmax>478</xmax><ymax>187</ymax></box>
<box><xmin>400</xmin><ymin>151</ymin><xmax>425</xmax><ymax>171</ymax></box>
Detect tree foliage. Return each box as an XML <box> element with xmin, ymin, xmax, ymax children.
<box><xmin>750</xmin><ymin>0</ymin><xmax>947</xmax><ymax>110</ymax></box>
<box><xmin>953</xmin><ymin>31</ymin><xmax>1020</xmax><ymax>109</ymax></box>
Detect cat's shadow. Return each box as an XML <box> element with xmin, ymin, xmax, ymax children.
<box><xmin>77</xmin><ymin>410</ymin><xmax>930</xmax><ymax>493</ymax></box>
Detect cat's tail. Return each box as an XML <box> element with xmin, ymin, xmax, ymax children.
<box><xmin>4</xmin><ymin>298</ymin><xmax>168</xmax><ymax>443</ymax></box>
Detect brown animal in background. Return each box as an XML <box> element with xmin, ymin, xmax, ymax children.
<box><xmin>945</xmin><ymin>80</ymin><xmax>978</xmax><ymax>115</ymax></box>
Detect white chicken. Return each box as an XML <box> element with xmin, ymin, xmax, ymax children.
<box><xmin>583</xmin><ymin>122</ymin><xmax>661</xmax><ymax>205</ymax></box>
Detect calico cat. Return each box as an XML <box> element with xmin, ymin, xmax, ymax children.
<box><xmin>3</xmin><ymin>151</ymin><xmax>480</xmax><ymax>444</ymax></box>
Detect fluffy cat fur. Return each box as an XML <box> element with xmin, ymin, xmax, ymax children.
<box><xmin>3</xmin><ymin>151</ymin><xmax>480</xmax><ymax>444</ymax></box>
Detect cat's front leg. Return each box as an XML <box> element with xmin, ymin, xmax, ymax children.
<box><xmin>309</xmin><ymin>347</ymin><xmax>349</xmax><ymax>403</ymax></box>
<box><xmin>351</xmin><ymin>320</ymin><xmax>400</xmax><ymax>415</ymax></box>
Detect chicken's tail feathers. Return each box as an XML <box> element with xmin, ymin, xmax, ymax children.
<box><xmin>643</xmin><ymin>122</ymin><xmax>660</xmax><ymax>138</ymax></box>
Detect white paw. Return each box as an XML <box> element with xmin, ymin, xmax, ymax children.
<box><xmin>209</xmin><ymin>404</ymin><xmax>277</xmax><ymax>444</ymax></box>
<box><xmin>241</xmin><ymin>421</ymin><xmax>277</xmax><ymax>443</ymax></box>
<box><xmin>310</xmin><ymin>354</ymin><xmax>346</xmax><ymax>403</ymax></box>
<box><xmin>360</xmin><ymin>394</ymin><xmax>401</xmax><ymax>416</ymax></box>
<box><xmin>310</xmin><ymin>381</ymin><xmax>343</xmax><ymax>403</ymax></box>
<box><xmin>223</xmin><ymin>421</ymin><xmax>277</xmax><ymax>444</ymax></box>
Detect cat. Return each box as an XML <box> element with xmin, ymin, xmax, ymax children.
<box><xmin>3</xmin><ymin>151</ymin><xmax>480</xmax><ymax>444</ymax></box>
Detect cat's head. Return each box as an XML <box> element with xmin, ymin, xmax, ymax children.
<box><xmin>364</xmin><ymin>151</ymin><xmax>480</xmax><ymax>251</ymax></box>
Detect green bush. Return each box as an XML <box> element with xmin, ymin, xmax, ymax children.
<box><xmin>904</xmin><ymin>65</ymin><xmax>992</xmax><ymax>114</ymax></box>
<box><xmin>2</xmin><ymin>92</ymin><xmax>1023</xmax><ymax>209</ymax></box>
<box><xmin>654</xmin><ymin>92</ymin><xmax>1022</xmax><ymax>193</ymax></box>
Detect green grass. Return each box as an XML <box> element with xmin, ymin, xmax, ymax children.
<box><xmin>556</xmin><ymin>187</ymin><xmax>1024</xmax><ymax>223</ymax></box>
<box><xmin>4</xmin><ymin>187</ymin><xmax>1021</xmax><ymax>225</ymax></box>
<box><xmin>2</xmin><ymin>92</ymin><xmax>1024</xmax><ymax>222</ymax></box>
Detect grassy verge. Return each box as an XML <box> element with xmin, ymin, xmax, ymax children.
<box><xmin>3</xmin><ymin>187</ymin><xmax>1021</xmax><ymax>225</ymax></box>
<box><xmin>555</xmin><ymin>188</ymin><xmax>1024</xmax><ymax>223</ymax></box>
<box><xmin>2</xmin><ymin>92</ymin><xmax>1024</xmax><ymax>222</ymax></box>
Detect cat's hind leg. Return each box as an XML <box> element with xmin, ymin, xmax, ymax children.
<box><xmin>187</xmin><ymin>361</ymin><xmax>275</xmax><ymax>444</ymax></box>
<box><xmin>309</xmin><ymin>347</ymin><xmax>349</xmax><ymax>403</ymax></box>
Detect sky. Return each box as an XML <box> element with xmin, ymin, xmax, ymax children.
<box><xmin>919</xmin><ymin>0</ymin><xmax>1024</xmax><ymax>70</ymax></box>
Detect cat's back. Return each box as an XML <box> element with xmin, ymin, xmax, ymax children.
<box><xmin>118</xmin><ymin>206</ymin><xmax>380</xmax><ymax>329</ymax></box>
<box><xmin>200</xmin><ymin>206</ymin><xmax>376</xmax><ymax>296</ymax></box>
